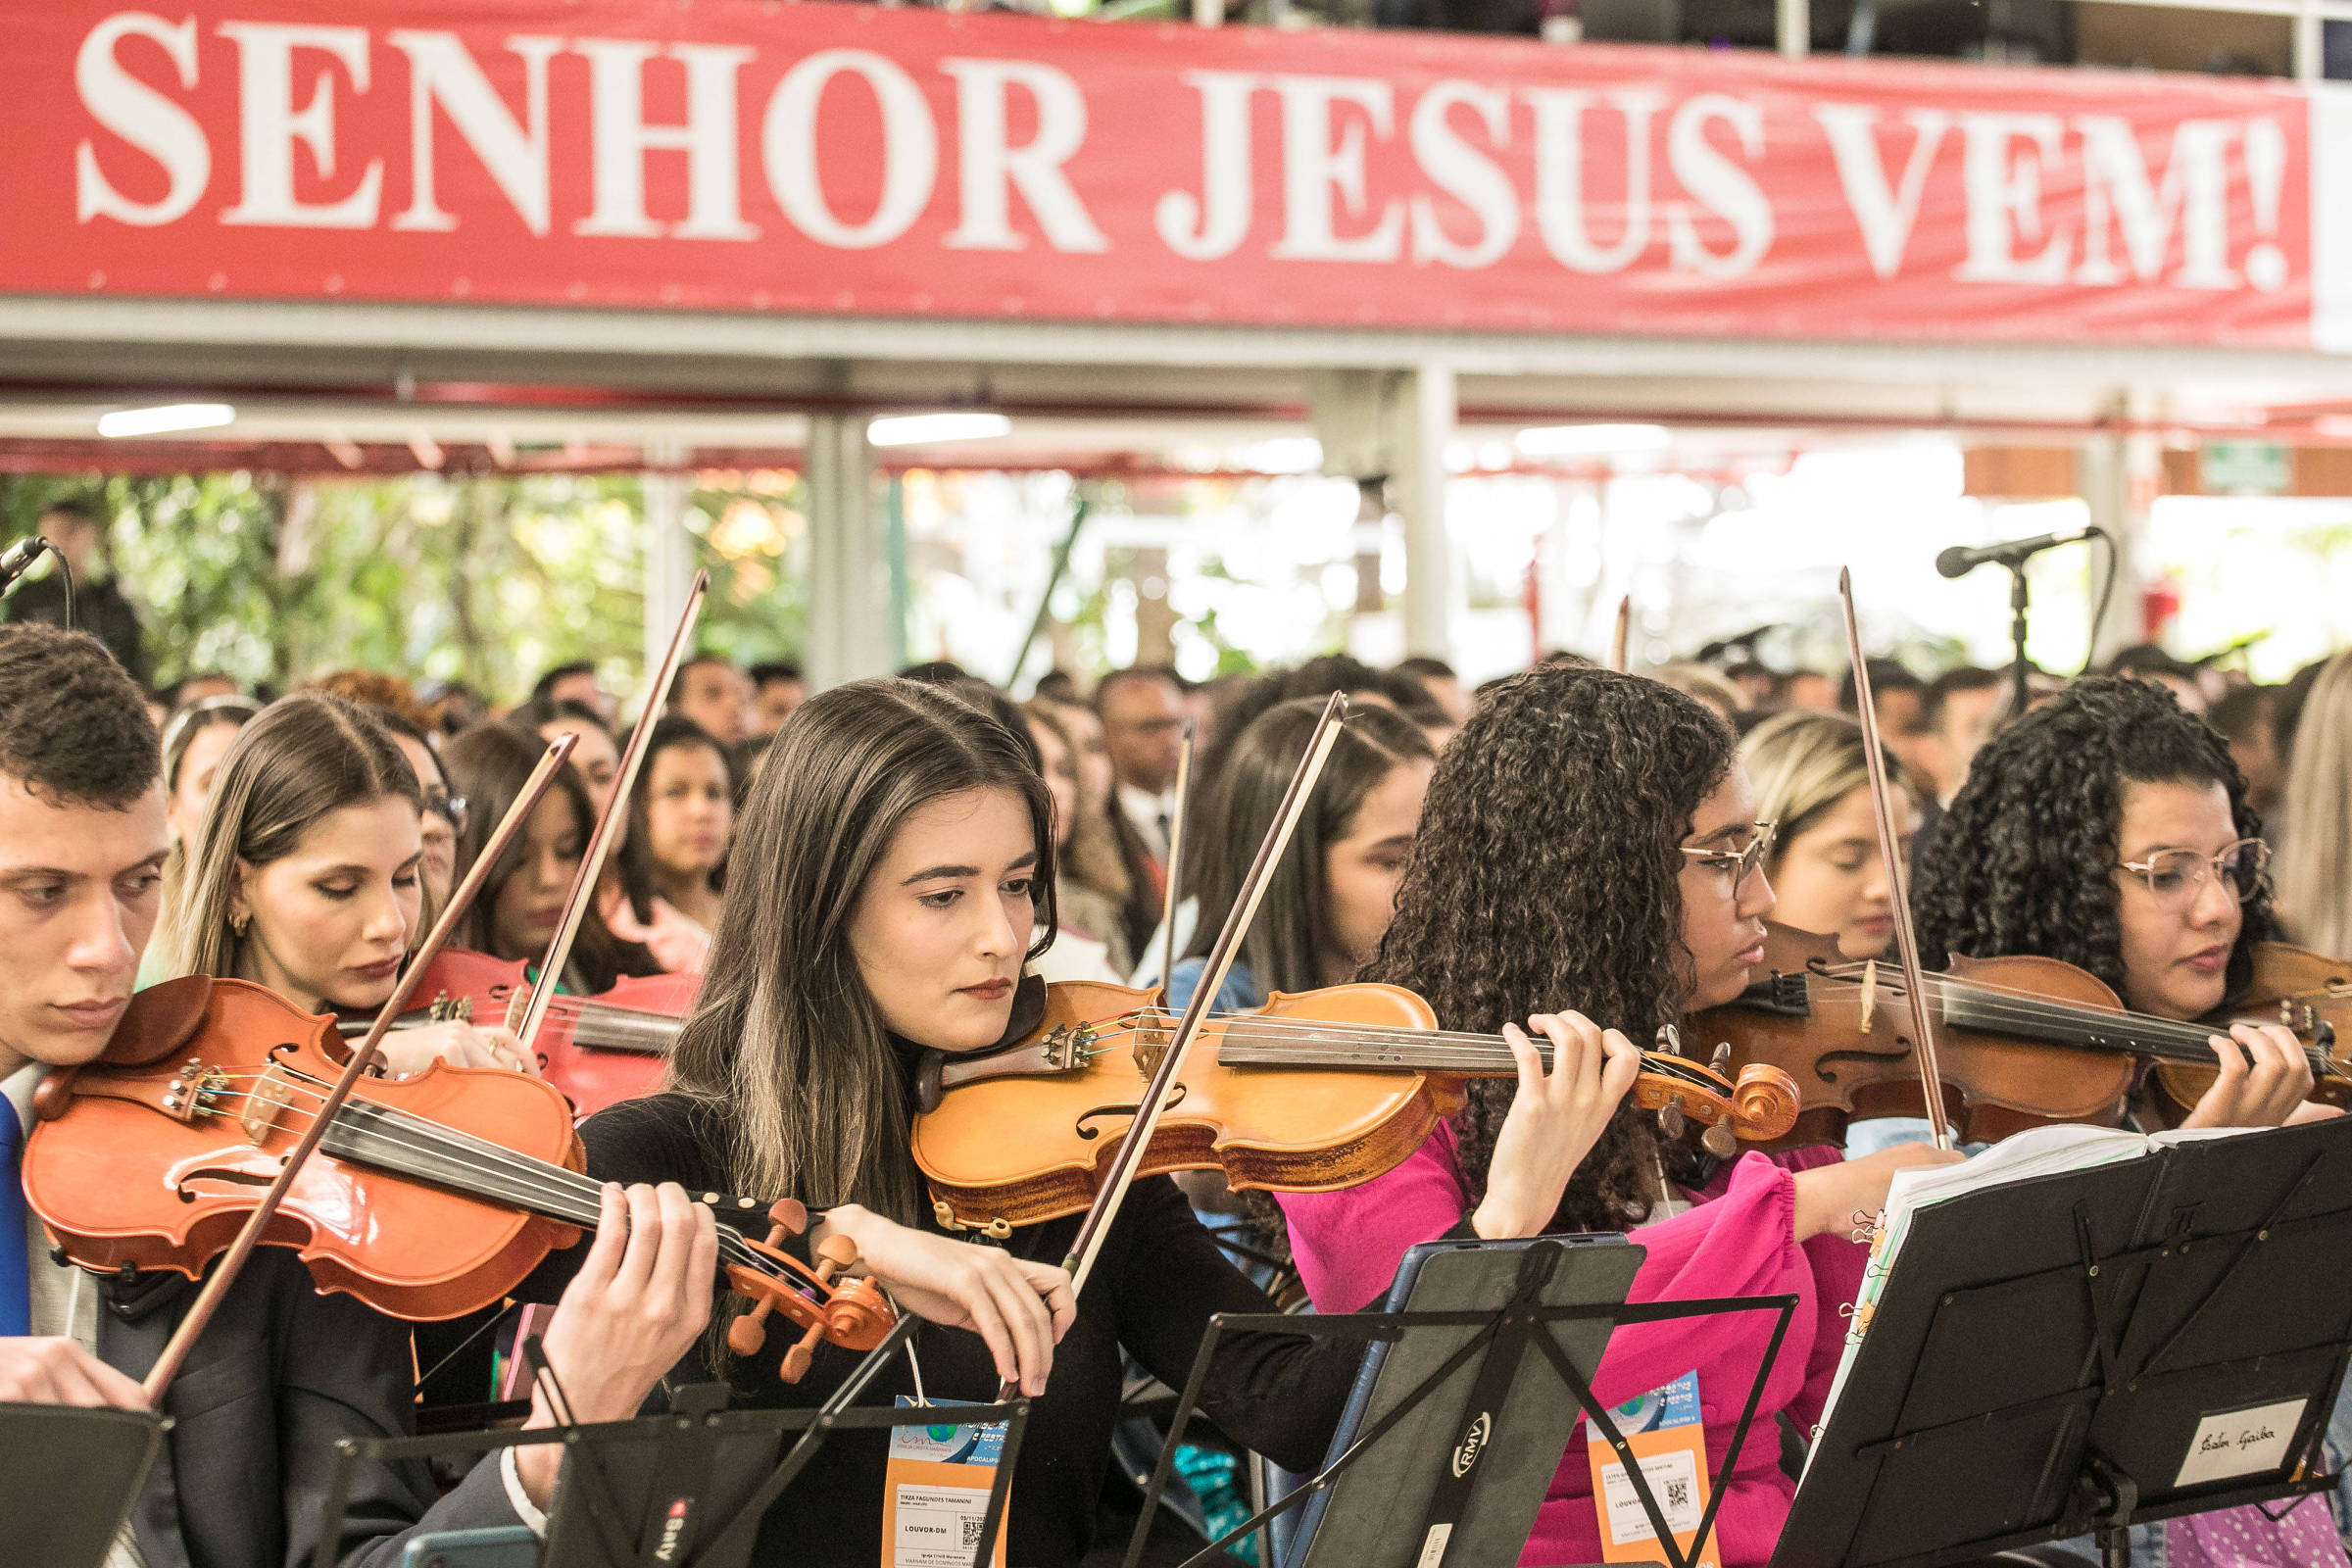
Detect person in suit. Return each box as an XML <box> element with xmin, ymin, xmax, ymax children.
<box><xmin>0</xmin><ymin>624</ymin><xmax>715</xmax><ymax>1567</ymax></box>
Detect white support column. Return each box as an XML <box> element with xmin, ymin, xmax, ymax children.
<box><xmin>1778</xmin><ymin>0</ymin><xmax>1810</xmax><ymax>57</ymax></box>
<box><xmin>806</xmin><ymin>412</ymin><xmax>892</xmax><ymax>689</ymax></box>
<box><xmin>1391</xmin><ymin>365</ymin><xmax>1457</xmax><ymax>662</ymax></box>
<box><xmin>642</xmin><ymin>441</ymin><xmax>694</xmax><ymax>682</ymax></box>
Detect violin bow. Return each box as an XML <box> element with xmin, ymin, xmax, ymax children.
<box><xmin>1156</xmin><ymin>717</ymin><xmax>1197</xmax><ymax>986</ymax></box>
<box><xmin>141</xmin><ymin>734</ymin><xmax>580</xmax><ymax>1403</ymax></box>
<box><xmin>1838</xmin><ymin>568</ymin><xmax>1955</xmax><ymax>1153</ymax></box>
<box><xmin>1608</xmin><ymin>594</ymin><xmax>1633</xmax><ymax>673</ymax></box>
<box><xmin>510</xmin><ymin>571</ymin><xmax>710</xmax><ymax>1051</ymax></box>
<box><xmin>1064</xmin><ymin>692</ymin><xmax>1349</xmax><ymax>1295</ymax></box>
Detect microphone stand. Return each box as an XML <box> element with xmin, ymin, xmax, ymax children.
<box><xmin>2003</xmin><ymin>557</ymin><xmax>2032</xmax><ymax>716</ymax></box>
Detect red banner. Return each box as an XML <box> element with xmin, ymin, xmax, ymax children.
<box><xmin>1</xmin><ymin>1</ymin><xmax>2323</xmax><ymax>347</ymax></box>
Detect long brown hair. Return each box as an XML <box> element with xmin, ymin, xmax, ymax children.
<box><xmin>1367</xmin><ymin>665</ymin><xmax>1736</xmax><ymax>1231</ymax></box>
<box><xmin>2278</xmin><ymin>652</ymin><xmax>2352</xmax><ymax>956</ymax></box>
<box><xmin>665</xmin><ymin>679</ymin><xmax>1058</xmax><ymax>1223</ymax></box>
<box><xmin>1184</xmin><ymin>698</ymin><xmax>1434</xmax><ymax>997</ymax></box>
<box><xmin>161</xmin><ymin>693</ymin><xmax>420</xmax><ymax>982</ymax></box>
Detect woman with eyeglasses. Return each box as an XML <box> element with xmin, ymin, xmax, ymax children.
<box><xmin>157</xmin><ymin>692</ymin><xmax>532</xmax><ymax>1078</ymax></box>
<box><xmin>1276</xmin><ymin>665</ymin><xmax>1960</xmax><ymax>1568</ymax></box>
<box><xmin>1913</xmin><ymin>674</ymin><xmax>2322</xmax><ymax>1134</ymax></box>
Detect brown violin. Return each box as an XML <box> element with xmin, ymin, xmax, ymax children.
<box><xmin>2150</xmin><ymin>940</ymin><xmax>2351</xmax><ymax>1115</ymax></box>
<box><xmin>1699</xmin><ymin>922</ymin><xmax>2351</xmax><ymax>1149</ymax></box>
<box><xmin>911</xmin><ymin>978</ymin><xmax>1800</xmax><ymax>1235</ymax></box>
<box><xmin>25</xmin><ymin>976</ymin><xmax>889</xmax><ymax>1382</ymax></box>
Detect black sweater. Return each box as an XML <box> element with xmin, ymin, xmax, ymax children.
<box><xmin>575</xmin><ymin>1092</ymin><xmax>1360</xmax><ymax>1568</ymax></box>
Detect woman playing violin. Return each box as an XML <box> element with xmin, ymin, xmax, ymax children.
<box><xmin>157</xmin><ymin>694</ymin><xmax>530</xmax><ymax>1079</ymax></box>
<box><xmin>1910</xmin><ymin>674</ymin><xmax>2321</xmax><ymax>1135</ymax></box>
<box><xmin>1739</xmin><ymin>710</ymin><xmax>1918</xmax><ymax>962</ymax></box>
<box><xmin>440</xmin><ymin>720</ymin><xmax>663</xmax><ymax>995</ymax></box>
<box><xmin>563</xmin><ymin>677</ymin><xmax>1362</xmax><ymax>1566</ymax></box>
<box><xmin>1276</xmin><ymin>664</ymin><xmax>1958</xmax><ymax>1568</ymax></box>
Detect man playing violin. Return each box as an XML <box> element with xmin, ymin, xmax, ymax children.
<box><xmin>0</xmin><ymin>625</ymin><xmax>718</xmax><ymax>1567</ymax></box>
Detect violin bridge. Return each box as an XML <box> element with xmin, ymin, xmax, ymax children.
<box><xmin>239</xmin><ymin>1062</ymin><xmax>304</xmax><ymax>1145</ymax></box>
<box><xmin>1130</xmin><ymin>1021</ymin><xmax>1170</xmax><ymax>1079</ymax></box>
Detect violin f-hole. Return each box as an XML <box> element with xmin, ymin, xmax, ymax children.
<box><xmin>1075</xmin><ymin>1083</ymin><xmax>1188</xmax><ymax>1142</ymax></box>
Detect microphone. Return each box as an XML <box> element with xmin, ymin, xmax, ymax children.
<box><xmin>0</xmin><ymin>537</ymin><xmax>50</xmax><ymax>590</ymax></box>
<box><xmin>1936</xmin><ymin>528</ymin><xmax>2097</xmax><ymax>579</ymax></box>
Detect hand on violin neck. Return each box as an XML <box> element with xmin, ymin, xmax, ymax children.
<box><xmin>2178</xmin><ymin>1023</ymin><xmax>2318</xmax><ymax>1131</ymax></box>
<box><xmin>815</xmin><ymin>1204</ymin><xmax>1073</xmax><ymax>1397</ymax></box>
<box><xmin>514</xmin><ymin>1181</ymin><xmax>716</xmax><ymax>1509</ymax></box>
<box><xmin>0</xmin><ymin>1337</ymin><xmax>147</xmax><ymax>1408</ymax></box>
<box><xmin>1472</xmin><ymin>1013</ymin><xmax>1642</xmax><ymax>1241</ymax></box>
<box><xmin>1790</xmin><ymin>1143</ymin><xmax>1964</xmax><ymax>1244</ymax></box>
<box><xmin>372</xmin><ymin>1019</ymin><xmax>532</xmax><ymax>1079</ymax></box>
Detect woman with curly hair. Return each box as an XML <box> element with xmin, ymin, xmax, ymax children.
<box><xmin>1912</xmin><ymin>678</ymin><xmax>2344</xmax><ymax>1568</ymax></box>
<box><xmin>1912</xmin><ymin>674</ymin><xmax>2315</xmax><ymax>1132</ymax></box>
<box><xmin>1277</xmin><ymin>664</ymin><xmax>1956</xmax><ymax>1568</ymax></box>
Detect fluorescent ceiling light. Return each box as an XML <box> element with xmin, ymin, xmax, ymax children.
<box><xmin>97</xmin><ymin>403</ymin><xmax>235</xmax><ymax>438</ymax></box>
<box><xmin>1514</xmin><ymin>422</ymin><xmax>1672</xmax><ymax>457</ymax></box>
<box><xmin>867</xmin><ymin>413</ymin><xmax>1011</xmax><ymax>447</ymax></box>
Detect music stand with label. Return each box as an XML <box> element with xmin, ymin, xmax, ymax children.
<box><xmin>1122</xmin><ymin>1235</ymin><xmax>1799</xmax><ymax>1568</ymax></box>
<box><xmin>1774</xmin><ymin>1116</ymin><xmax>2352</xmax><ymax>1568</ymax></box>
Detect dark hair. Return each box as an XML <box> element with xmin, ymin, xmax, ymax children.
<box><xmin>1094</xmin><ymin>664</ymin><xmax>1181</xmax><ymax>712</ymax></box>
<box><xmin>1368</xmin><ymin>665</ymin><xmax>1736</xmax><ymax>1231</ymax></box>
<box><xmin>2105</xmin><ymin>644</ymin><xmax>2196</xmax><ymax>681</ymax></box>
<box><xmin>749</xmin><ymin>662</ymin><xmax>805</xmax><ymax>690</ymax></box>
<box><xmin>510</xmin><ymin>695</ymin><xmax>612</xmax><ymax>737</ymax></box>
<box><xmin>666</xmin><ymin>678</ymin><xmax>1058</xmax><ymax>1225</ymax></box>
<box><xmin>0</xmin><ymin>625</ymin><xmax>161</xmax><ymax>808</ymax></box>
<box><xmin>1185</xmin><ymin>699</ymin><xmax>1434</xmax><ymax>997</ymax></box>
<box><xmin>440</xmin><ymin>721</ymin><xmax>658</xmax><ymax>991</ymax></box>
<box><xmin>1920</xmin><ymin>665</ymin><xmax>2003</xmax><ymax>730</ymax></box>
<box><xmin>1394</xmin><ymin>656</ymin><xmax>1457</xmax><ymax>682</ymax></box>
<box><xmin>161</xmin><ymin>695</ymin><xmax>262</xmax><ymax>795</ymax></box>
<box><xmin>36</xmin><ymin>498</ymin><xmax>102</xmax><ymax>528</ymax></box>
<box><xmin>897</xmin><ymin>660</ymin><xmax>969</xmax><ymax>684</ymax></box>
<box><xmin>680</xmin><ymin>654</ymin><xmax>738</xmax><ymax>677</ymax></box>
<box><xmin>1912</xmin><ymin>675</ymin><xmax>2273</xmax><ymax>1001</ymax></box>
<box><xmin>2207</xmin><ymin>684</ymin><xmax>2272</xmax><ymax>747</ymax></box>
<box><xmin>1838</xmin><ymin>658</ymin><xmax>1923</xmax><ymax>715</ymax></box>
<box><xmin>1196</xmin><ymin>657</ymin><xmax>1440</xmax><ymax>807</ymax></box>
<box><xmin>531</xmin><ymin>662</ymin><xmax>597</xmax><ymax>702</ymax></box>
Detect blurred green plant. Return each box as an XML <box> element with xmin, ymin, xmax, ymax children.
<box><xmin>0</xmin><ymin>469</ymin><xmax>808</xmax><ymax>702</ymax></box>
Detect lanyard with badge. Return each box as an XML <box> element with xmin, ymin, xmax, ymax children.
<box><xmin>883</xmin><ymin>1334</ymin><xmax>1010</xmax><ymax>1568</ymax></box>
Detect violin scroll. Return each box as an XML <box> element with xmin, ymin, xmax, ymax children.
<box><xmin>1630</xmin><ymin>1048</ymin><xmax>1801</xmax><ymax>1156</ymax></box>
<box><xmin>723</xmin><ymin>1200</ymin><xmax>897</xmax><ymax>1380</ymax></box>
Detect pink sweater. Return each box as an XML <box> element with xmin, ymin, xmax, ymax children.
<box><xmin>1277</xmin><ymin>1124</ymin><xmax>1863</xmax><ymax>1568</ymax></box>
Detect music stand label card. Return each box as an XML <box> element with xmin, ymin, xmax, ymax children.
<box><xmin>2174</xmin><ymin>1397</ymin><xmax>2307</xmax><ymax>1490</ymax></box>
<box><xmin>884</xmin><ymin>1398</ymin><xmax>1008</xmax><ymax>1568</ymax></box>
<box><xmin>1587</xmin><ymin>1370</ymin><xmax>1720</xmax><ymax>1568</ymax></box>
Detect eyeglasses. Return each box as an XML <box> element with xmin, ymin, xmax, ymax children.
<box><xmin>1679</xmin><ymin>821</ymin><xmax>1777</xmax><ymax>898</ymax></box>
<box><xmin>2116</xmin><ymin>838</ymin><xmax>2269</xmax><ymax>906</ymax></box>
<box><xmin>423</xmin><ymin>792</ymin><xmax>468</xmax><ymax>835</ymax></box>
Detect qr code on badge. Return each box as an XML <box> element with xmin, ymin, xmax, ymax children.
<box><xmin>960</xmin><ymin>1515</ymin><xmax>985</xmax><ymax>1551</ymax></box>
<box><xmin>1664</xmin><ymin>1477</ymin><xmax>1692</xmax><ymax>1514</ymax></box>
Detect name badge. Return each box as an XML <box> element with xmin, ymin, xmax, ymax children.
<box><xmin>1586</xmin><ymin>1370</ymin><xmax>1719</xmax><ymax>1568</ymax></box>
<box><xmin>883</xmin><ymin>1397</ymin><xmax>1009</xmax><ymax>1568</ymax></box>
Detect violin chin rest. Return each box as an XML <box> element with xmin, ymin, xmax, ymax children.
<box><xmin>99</xmin><ymin>975</ymin><xmax>218</xmax><ymax>1068</ymax></box>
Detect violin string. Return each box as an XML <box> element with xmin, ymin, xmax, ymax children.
<box><xmin>1793</xmin><ymin>971</ymin><xmax>2339</xmax><ymax>1075</ymax></box>
<box><xmin>183</xmin><ymin>1075</ymin><xmax>778</xmax><ymax>1278</ymax></box>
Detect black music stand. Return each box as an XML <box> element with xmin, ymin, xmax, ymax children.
<box><xmin>1122</xmin><ymin>1239</ymin><xmax>1798</xmax><ymax>1568</ymax></box>
<box><xmin>1774</xmin><ymin>1117</ymin><xmax>2352</xmax><ymax>1568</ymax></box>
<box><xmin>0</xmin><ymin>1403</ymin><xmax>163</xmax><ymax>1568</ymax></box>
<box><xmin>310</xmin><ymin>1319</ymin><xmax>1029</xmax><ymax>1568</ymax></box>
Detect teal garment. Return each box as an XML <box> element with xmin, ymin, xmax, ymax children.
<box><xmin>1165</xmin><ymin>956</ymin><xmax>1264</xmax><ymax>1018</ymax></box>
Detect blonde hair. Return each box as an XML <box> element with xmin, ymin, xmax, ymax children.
<box><xmin>1740</xmin><ymin>709</ymin><xmax>1906</xmax><ymax>867</ymax></box>
<box><xmin>2278</xmin><ymin>651</ymin><xmax>2352</xmax><ymax>955</ymax></box>
<box><xmin>160</xmin><ymin>693</ymin><xmax>422</xmax><ymax>982</ymax></box>
<box><xmin>1652</xmin><ymin>663</ymin><xmax>1743</xmax><ymax>722</ymax></box>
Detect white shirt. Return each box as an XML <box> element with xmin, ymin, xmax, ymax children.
<box><xmin>1117</xmin><ymin>782</ymin><xmax>1177</xmax><ymax>862</ymax></box>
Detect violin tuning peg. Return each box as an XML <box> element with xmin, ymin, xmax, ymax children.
<box><xmin>1654</xmin><ymin>1025</ymin><xmax>1683</xmax><ymax>1058</ymax></box>
<box><xmin>1701</xmin><ymin>1121</ymin><xmax>1737</xmax><ymax>1159</ymax></box>
<box><xmin>1656</xmin><ymin>1102</ymin><xmax>1686</xmax><ymax>1142</ymax></box>
<box><xmin>1709</xmin><ymin>1042</ymin><xmax>1733</xmax><ymax>1075</ymax></box>
<box><xmin>727</xmin><ymin>1298</ymin><xmax>774</xmax><ymax>1358</ymax></box>
<box><xmin>814</xmin><ymin>1234</ymin><xmax>860</xmax><ymax>1275</ymax></box>
<box><xmin>781</xmin><ymin>1340</ymin><xmax>815</xmax><ymax>1383</ymax></box>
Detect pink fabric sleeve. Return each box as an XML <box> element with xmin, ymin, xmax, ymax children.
<box><xmin>1277</xmin><ymin>1122</ymin><xmax>1476</xmax><ymax>1313</ymax></box>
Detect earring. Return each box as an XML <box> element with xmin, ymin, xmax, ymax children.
<box><xmin>231</xmin><ymin>910</ymin><xmax>250</xmax><ymax>937</ymax></box>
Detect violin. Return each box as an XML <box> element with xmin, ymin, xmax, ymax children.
<box><xmin>2149</xmin><ymin>940</ymin><xmax>2351</xmax><ymax>1115</ymax></box>
<box><xmin>910</xmin><ymin>978</ymin><xmax>1800</xmax><ymax>1235</ymax></box>
<box><xmin>1697</xmin><ymin>922</ymin><xmax>2351</xmax><ymax>1149</ymax></box>
<box><xmin>354</xmin><ymin>947</ymin><xmax>696</xmax><ymax>1117</ymax></box>
<box><xmin>26</xmin><ymin>975</ymin><xmax>884</xmax><ymax>1383</ymax></box>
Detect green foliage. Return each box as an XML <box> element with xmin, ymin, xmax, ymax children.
<box><xmin>0</xmin><ymin>469</ymin><xmax>809</xmax><ymax>702</ymax></box>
